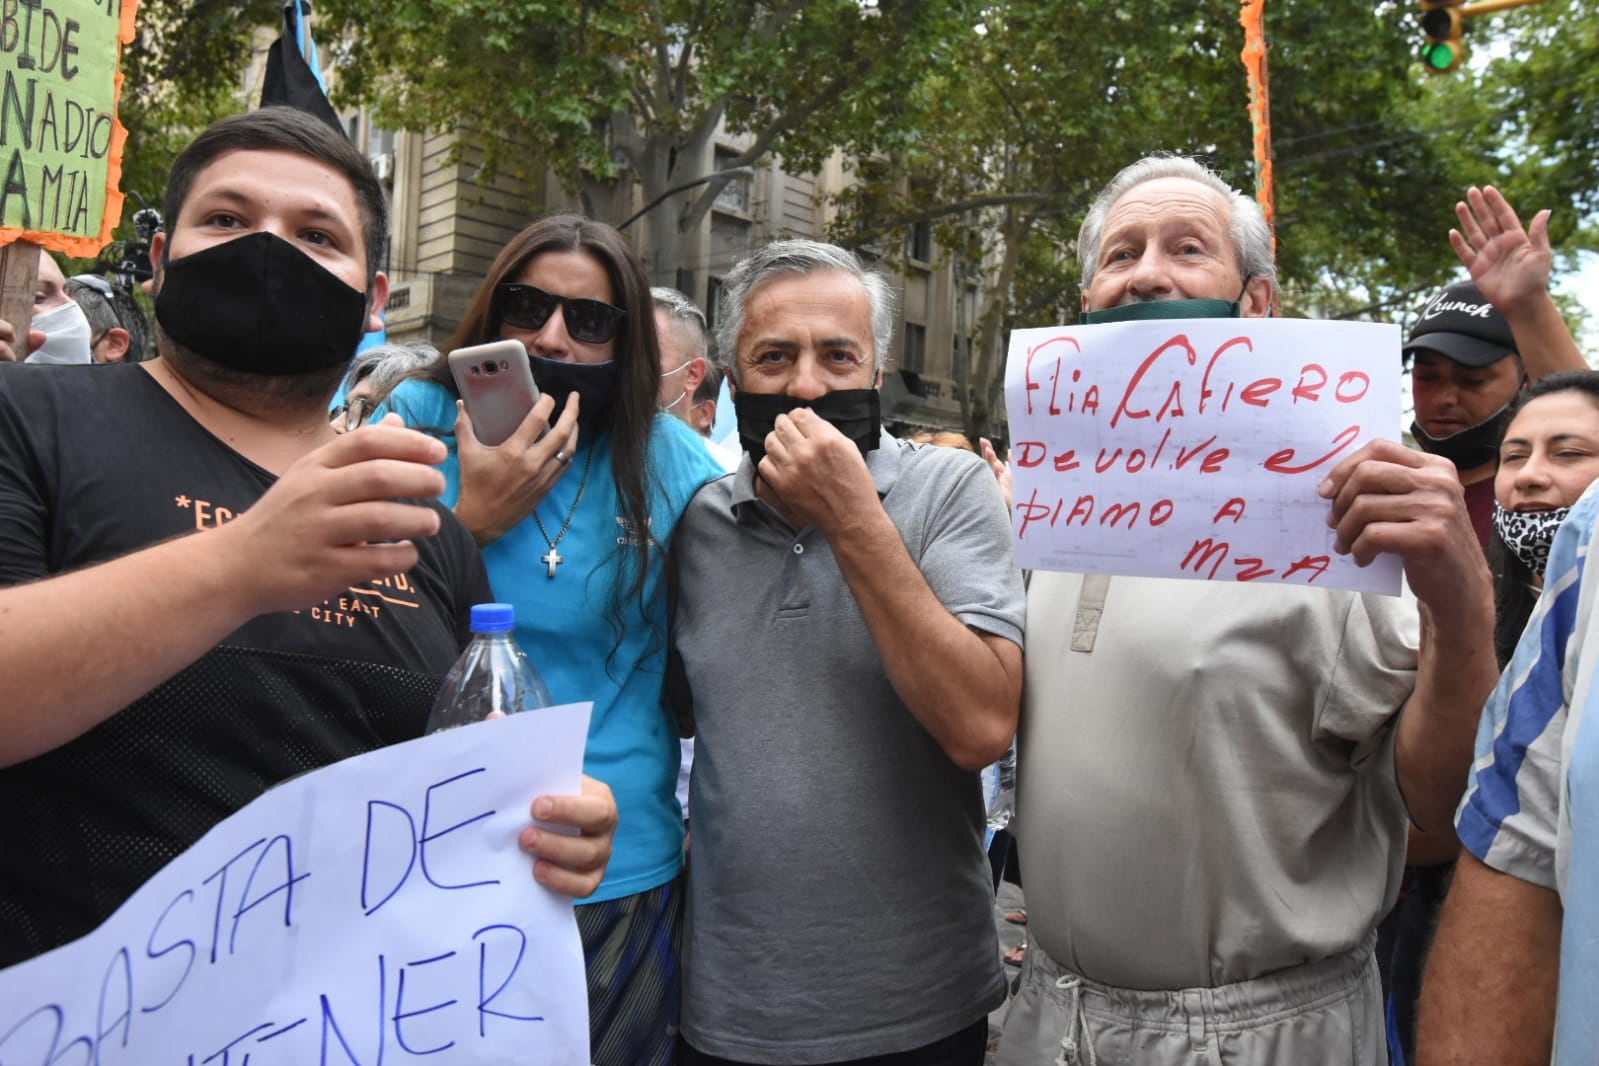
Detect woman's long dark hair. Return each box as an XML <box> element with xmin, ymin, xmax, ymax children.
<box><xmin>423</xmin><ymin>215</ymin><xmax>662</xmax><ymax>668</ymax></box>
<box><xmin>1492</xmin><ymin>370</ymin><xmax>1599</xmax><ymax>666</ymax></box>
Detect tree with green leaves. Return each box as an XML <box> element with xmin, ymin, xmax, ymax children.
<box><xmin>830</xmin><ymin>0</ymin><xmax>1595</xmax><ymax>441</ymax></box>
<box><xmin>102</xmin><ymin>0</ymin><xmax>1592</xmax><ymax>431</ymax></box>
<box><xmin>318</xmin><ymin>0</ymin><xmax>967</xmax><ymax>301</ymax></box>
<box><xmin>97</xmin><ymin>0</ymin><xmax>277</xmax><ymax>258</ymax></box>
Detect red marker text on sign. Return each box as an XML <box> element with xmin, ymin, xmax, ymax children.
<box><xmin>1264</xmin><ymin>424</ymin><xmax>1361</xmax><ymax>475</ymax></box>
<box><xmin>1010</xmin><ymin>430</ymin><xmax>1230</xmax><ymax>478</ymax></box>
<box><xmin>1179</xmin><ymin>537</ymin><xmax>1332</xmax><ymax>584</ymax></box>
<box><xmin>1016</xmin><ymin>489</ymin><xmax>1175</xmax><ymax>539</ymax></box>
<box><xmin>1024</xmin><ymin>336</ymin><xmax>1083</xmax><ymax>416</ymax></box>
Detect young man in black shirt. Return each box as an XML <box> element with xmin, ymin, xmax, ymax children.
<box><xmin>0</xmin><ymin>108</ymin><xmax>617</xmax><ymax>965</ymax></box>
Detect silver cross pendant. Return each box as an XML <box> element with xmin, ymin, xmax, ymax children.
<box><xmin>541</xmin><ymin>548</ymin><xmax>563</xmax><ymax>578</ymax></box>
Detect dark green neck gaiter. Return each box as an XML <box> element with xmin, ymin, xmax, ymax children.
<box><xmin>1078</xmin><ymin>298</ymin><xmax>1241</xmax><ymax>325</ymax></box>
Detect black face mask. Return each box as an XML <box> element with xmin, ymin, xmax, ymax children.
<box><xmin>155</xmin><ymin>231</ymin><xmax>369</xmax><ymax>376</ymax></box>
<box><xmin>1410</xmin><ymin>403</ymin><xmax>1514</xmax><ymax>470</ymax></box>
<box><xmin>530</xmin><ymin>354</ymin><xmax>618</xmax><ymax>434</ymax></box>
<box><xmin>733</xmin><ymin>388</ymin><xmax>882</xmax><ymax>467</ymax></box>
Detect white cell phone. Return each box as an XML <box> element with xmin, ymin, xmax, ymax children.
<box><xmin>447</xmin><ymin>340</ymin><xmax>542</xmax><ymax>446</ymax></box>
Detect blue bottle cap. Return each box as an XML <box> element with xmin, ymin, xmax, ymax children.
<box><xmin>469</xmin><ymin>603</ymin><xmax>516</xmax><ymax>633</ymax></box>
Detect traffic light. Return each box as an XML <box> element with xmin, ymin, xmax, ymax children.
<box><xmin>1419</xmin><ymin>0</ymin><xmax>1466</xmax><ymax>73</ymax></box>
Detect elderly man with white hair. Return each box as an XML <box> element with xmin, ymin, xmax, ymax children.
<box><xmin>996</xmin><ymin>154</ymin><xmax>1497</xmax><ymax>1066</ymax></box>
<box><xmin>668</xmin><ymin>239</ymin><xmax>1025</xmax><ymax>1066</ymax></box>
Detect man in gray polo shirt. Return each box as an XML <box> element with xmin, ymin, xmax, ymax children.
<box><xmin>670</xmin><ymin>239</ymin><xmax>1024</xmax><ymax>1066</ymax></box>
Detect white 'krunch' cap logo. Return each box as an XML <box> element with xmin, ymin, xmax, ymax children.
<box><xmin>1422</xmin><ymin>295</ymin><xmax>1494</xmax><ymax>320</ymax></box>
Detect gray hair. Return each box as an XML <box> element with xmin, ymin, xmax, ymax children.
<box><xmin>693</xmin><ymin>359</ymin><xmax>723</xmax><ymax>405</ymax></box>
<box><xmin>346</xmin><ymin>341</ymin><xmax>438</xmax><ymax>406</ymax></box>
<box><xmin>650</xmin><ymin>286</ymin><xmax>708</xmax><ymax>365</ymax></box>
<box><xmin>66</xmin><ymin>276</ymin><xmax>151</xmax><ymax>362</ymax></box>
<box><xmin>1077</xmin><ymin>154</ymin><xmax>1278</xmax><ymax>298</ymax></box>
<box><xmin>713</xmin><ymin>239</ymin><xmax>895</xmax><ymax>377</ymax></box>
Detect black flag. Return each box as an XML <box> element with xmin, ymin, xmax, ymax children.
<box><xmin>260</xmin><ymin>1</ymin><xmax>344</xmax><ymax>135</ymax></box>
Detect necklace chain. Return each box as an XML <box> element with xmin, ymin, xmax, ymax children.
<box><xmin>531</xmin><ymin>445</ymin><xmax>595</xmax><ymax>578</ymax></box>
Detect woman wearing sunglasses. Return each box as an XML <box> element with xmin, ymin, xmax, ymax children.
<box><xmin>382</xmin><ymin>215</ymin><xmax>725</xmax><ymax>1065</ymax></box>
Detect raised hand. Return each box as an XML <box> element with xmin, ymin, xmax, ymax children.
<box><xmin>452</xmin><ymin>393</ymin><xmax>581</xmax><ymax>546</ymax></box>
<box><xmin>1450</xmin><ymin>185</ymin><xmax>1553</xmax><ymax>319</ymax></box>
<box><xmin>980</xmin><ymin>436</ymin><xmax>1014</xmax><ymax>513</ymax></box>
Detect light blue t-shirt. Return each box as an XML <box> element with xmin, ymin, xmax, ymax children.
<box><xmin>385</xmin><ymin>379</ymin><xmax>725</xmax><ymax>902</ymax></box>
<box><xmin>1458</xmin><ymin>480</ymin><xmax>1599</xmax><ymax>1064</ymax></box>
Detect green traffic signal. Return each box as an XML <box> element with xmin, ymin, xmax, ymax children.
<box><xmin>1421</xmin><ymin>39</ymin><xmax>1463</xmax><ymax>71</ymax></box>
<box><xmin>1418</xmin><ymin>1</ymin><xmax>1466</xmax><ymax>74</ymax></box>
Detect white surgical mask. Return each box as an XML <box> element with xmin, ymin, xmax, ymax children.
<box><xmin>659</xmin><ymin>358</ymin><xmax>691</xmax><ymax>413</ymax></box>
<box><xmin>25</xmin><ymin>300</ymin><xmax>94</xmax><ymax>365</ymax></box>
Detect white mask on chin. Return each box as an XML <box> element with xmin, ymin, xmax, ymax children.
<box><xmin>25</xmin><ymin>301</ymin><xmax>94</xmax><ymax>365</ymax></box>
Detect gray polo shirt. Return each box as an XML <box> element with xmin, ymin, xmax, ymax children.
<box><xmin>672</xmin><ymin>431</ymin><xmax>1024</xmax><ymax>1063</ymax></box>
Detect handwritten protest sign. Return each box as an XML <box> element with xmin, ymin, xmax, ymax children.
<box><xmin>1004</xmin><ymin>317</ymin><xmax>1403</xmax><ymax>595</ymax></box>
<box><xmin>0</xmin><ymin>703</ymin><xmax>594</xmax><ymax>1065</ymax></box>
<box><xmin>0</xmin><ymin>0</ymin><xmax>138</xmax><ymax>256</ymax></box>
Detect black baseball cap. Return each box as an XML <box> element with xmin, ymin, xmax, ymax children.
<box><xmin>1403</xmin><ymin>280</ymin><xmax>1517</xmax><ymax>368</ymax></box>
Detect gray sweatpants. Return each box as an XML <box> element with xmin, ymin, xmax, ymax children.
<box><xmin>995</xmin><ymin>941</ymin><xmax>1386</xmax><ymax>1066</ymax></box>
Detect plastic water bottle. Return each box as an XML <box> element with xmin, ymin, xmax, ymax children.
<box><xmin>426</xmin><ymin>603</ymin><xmax>553</xmax><ymax>732</ymax></box>
<box><xmin>985</xmin><ymin>740</ymin><xmax>1017</xmax><ymax>832</ymax></box>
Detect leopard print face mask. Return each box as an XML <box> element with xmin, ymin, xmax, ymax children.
<box><xmin>1493</xmin><ymin>503</ymin><xmax>1572</xmax><ymax>577</ymax></box>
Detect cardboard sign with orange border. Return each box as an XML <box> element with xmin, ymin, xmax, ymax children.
<box><xmin>0</xmin><ymin>0</ymin><xmax>138</xmax><ymax>257</ymax></box>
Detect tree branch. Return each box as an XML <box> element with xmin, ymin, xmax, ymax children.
<box><xmin>630</xmin><ymin>85</ymin><xmax>657</xmax><ymax>128</ymax></box>
<box><xmin>649</xmin><ymin>0</ymin><xmax>672</xmax><ymax>118</ymax></box>
<box><xmin>750</xmin><ymin>0</ymin><xmax>807</xmax><ymax>42</ymax></box>
<box><xmin>835</xmin><ymin>192</ymin><xmax>1060</xmax><ymax>246</ymax></box>
<box><xmin>676</xmin><ymin>75</ymin><xmax>861</xmax><ymax>234</ymax></box>
<box><xmin>672</xmin><ymin>0</ymin><xmax>710</xmax><ymax>112</ymax></box>
<box><xmin>1326</xmin><ymin>283</ymin><xmax>1434</xmax><ymax>320</ymax></box>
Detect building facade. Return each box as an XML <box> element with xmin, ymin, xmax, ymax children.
<box><xmin>353</xmin><ymin>121</ymin><xmax>975</xmax><ymax>436</ymax></box>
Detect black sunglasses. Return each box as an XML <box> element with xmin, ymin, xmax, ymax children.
<box><xmin>496</xmin><ymin>283</ymin><xmax>626</xmax><ymax>345</ymax></box>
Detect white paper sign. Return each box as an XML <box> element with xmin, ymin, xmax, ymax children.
<box><xmin>0</xmin><ymin>703</ymin><xmax>594</xmax><ymax>1065</ymax></box>
<box><xmin>1004</xmin><ymin>318</ymin><xmax>1403</xmax><ymax>594</ymax></box>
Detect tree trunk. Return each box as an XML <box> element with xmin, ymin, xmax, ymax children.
<box><xmin>951</xmin><ymin>249</ymin><xmax>974</xmax><ymax>436</ymax></box>
<box><xmin>966</xmin><ymin>209</ymin><xmax>1036</xmax><ymax>444</ymax></box>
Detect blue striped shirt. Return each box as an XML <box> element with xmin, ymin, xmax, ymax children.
<box><xmin>1457</xmin><ymin>480</ymin><xmax>1599</xmax><ymax>1063</ymax></box>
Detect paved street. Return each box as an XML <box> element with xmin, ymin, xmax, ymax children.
<box><xmin>987</xmin><ymin>880</ymin><xmax>1027</xmax><ymax>1064</ymax></box>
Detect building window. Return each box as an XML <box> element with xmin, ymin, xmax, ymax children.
<box><xmin>902</xmin><ymin>322</ymin><xmax>927</xmax><ymax>374</ymax></box>
<box><xmin>850</xmin><ymin>159</ymin><xmax>890</xmax><ymax>261</ymax></box>
<box><xmin>713</xmin><ymin>148</ymin><xmax>751</xmax><ymax>214</ymax></box>
<box><xmin>906</xmin><ymin>221</ymin><xmax>932</xmax><ymax>264</ymax></box>
<box><xmin>706</xmin><ymin>276</ymin><xmax>725</xmax><ymax>344</ymax></box>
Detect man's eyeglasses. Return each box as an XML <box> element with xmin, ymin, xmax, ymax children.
<box><xmin>329</xmin><ymin>395</ymin><xmax>374</xmax><ymax>433</ymax></box>
<box><xmin>496</xmin><ymin>283</ymin><xmax>626</xmax><ymax>346</ymax></box>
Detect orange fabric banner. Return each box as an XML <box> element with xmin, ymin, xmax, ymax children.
<box><xmin>0</xmin><ymin>0</ymin><xmax>139</xmax><ymax>258</ymax></box>
<box><xmin>1239</xmin><ymin>0</ymin><xmax>1276</xmax><ymax>256</ymax></box>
